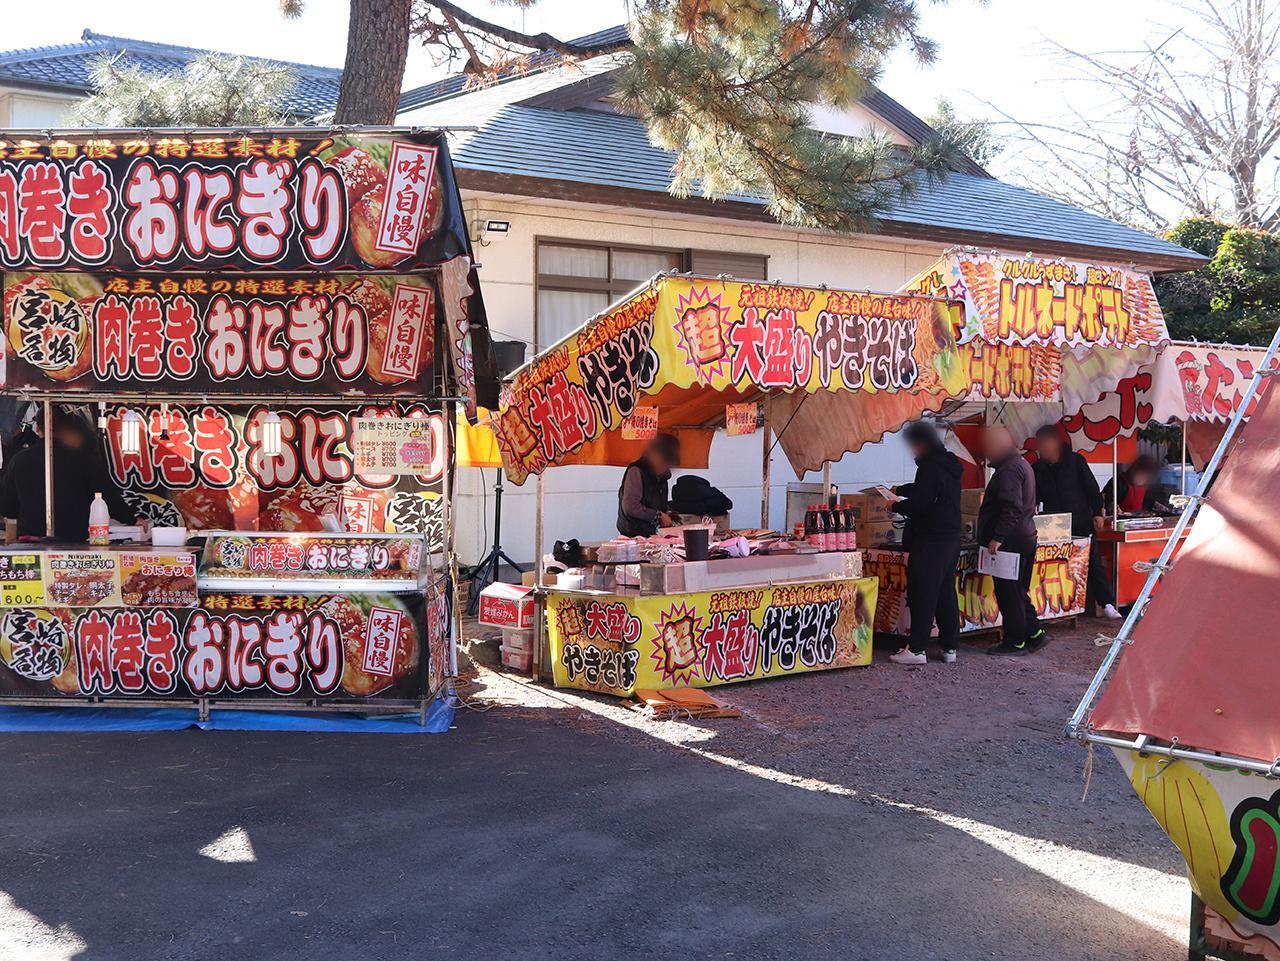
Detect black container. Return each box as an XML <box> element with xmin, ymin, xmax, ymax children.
<box><xmin>683</xmin><ymin>527</ymin><xmax>710</xmax><ymax>561</ymax></box>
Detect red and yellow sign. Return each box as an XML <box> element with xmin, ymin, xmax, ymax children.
<box><xmin>495</xmin><ymin>276</ymin><xmax>966</xmax><ymax>483</ymax></box>
<box><xmin>546</xmin><ymin>577</ymin><xmax>878</xmax><ymax>697</ymax></box>
<box><xmin>864</xmin><ymin>538</ymin><xmax>1089</xmax><ymax>634</ymax></box>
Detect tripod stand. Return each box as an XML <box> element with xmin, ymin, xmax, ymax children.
<box><xmin>466</xmin><ymin>469</ymin><xmax>524</xmax><ymax>615</ymax></box>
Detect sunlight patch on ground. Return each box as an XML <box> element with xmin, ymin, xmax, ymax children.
<box><xmin>0</xmin><ymin>891</ymin><xmax>86</xmax><ymax>961</ymax></box>
<box><xmin>474</xmin><ymin>667</ymin><xmax>1187</xmax><ymax>945</ymax></box>
<box><xmin>198</xmin><ymin>825</ymin><xmax>258</xmax><ymax>864</ymax></box>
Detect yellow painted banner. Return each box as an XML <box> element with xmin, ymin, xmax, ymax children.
<box><xmin>546</xmin><ymin>577</ymin><xmax>878</xmax><ymax>697</ymax></box>
<box><xmin>1114</xmin><ymin>750</ymin><xmax>1280</xmax><ymax>956</ymax></box>
<box><xmin>495</xmin><ymin>276</ymin><xmax>965</xmax><ymax>483</ymax></box>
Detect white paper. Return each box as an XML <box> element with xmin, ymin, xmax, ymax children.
<box><xmin>978</xmin><ymin>547</ymin><xmax>1021</xmax><ymax>580</ymax></box>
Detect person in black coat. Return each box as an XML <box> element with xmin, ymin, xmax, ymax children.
<box><xmin>616</xmin><ymin>433</ymin><xmax>681</xmax><ymax>537</ymax></box>
<box><xmin>888</xmin><ymin>421</ymin><xmax>963</xmax><ymax>665</ymax></box>
<box><xmin>980</xmin><ymin>426</ymin><xmax>1047</xmax><ymax>656</ymax></box>
<box><xmin>1032</xmin><ymin>426</ymin><xmax>1120</xmax><ymax>619</ymax></box>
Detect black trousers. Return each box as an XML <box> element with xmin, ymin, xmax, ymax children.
<box><xmin>906</xmin><ymin>535</ymin><xmax>962</xmax><ymax>654</ymax></box>
<box><xmin>1084</xmin><ymin>534</ymin><xmax>1115</xmax><ymax>609</ymax></box>
<box><xmin>992</xmin><ymin>537</ymin><xmax>1042</xmax><ymax>645</ymax></box>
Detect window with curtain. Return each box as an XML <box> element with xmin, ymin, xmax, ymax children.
<box><xmin>535</xmin><ymin>241</ymin><xmax>684</xmax><ymax>348</ymax></box>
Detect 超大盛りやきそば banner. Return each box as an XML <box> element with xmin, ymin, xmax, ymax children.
<box><xmin>493</xmin><ymin>276</ymin><xmax>968</xmax><ymax>483</ymax></box>
<box><xmin>0</xmin><ymin>131</ymin><xmax>469</xmax><ymax>273</ymax></box>
<box><xmin>546</xmin><ymin>577</ymin><xmax>879</xmax><ymax>697</ymax></box>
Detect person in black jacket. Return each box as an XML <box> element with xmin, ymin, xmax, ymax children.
<box><xmin>616</xmin><ymin>433</ymin><xmax>680</xmax><ymax>536</ymax></box>
<box><xmin>1033</xmin><ymin>426</ymin><xmax>1121</xmax><ymax>619</ymax></box>
<box><xmin>888</xmin><ymin>421</ymin><xmax>963</xmax><ymax>665</ymax></box>
<box><xmin>0</xmin><ymin>410</ymin><xmax>140</xmax><ymax>542</ymax></box>
<box><xmin>979</xmin><ymin>426</ymin><xmax>1047</xmax><ymax>656</ymax></box>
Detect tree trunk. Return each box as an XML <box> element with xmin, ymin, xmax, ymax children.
<box><xmin>333</xmin><ymin>0</ymin><xmax>412</xmax><ymax>124</ymax></box>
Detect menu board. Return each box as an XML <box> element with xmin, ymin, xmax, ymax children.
<box><xmin>0</xmin><ymin>550</ymin><xmax>198</xmax><ymax>609</ymax></box>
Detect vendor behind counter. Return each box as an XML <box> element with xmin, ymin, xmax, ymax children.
<box><xmin>0</xmin><ymin>410</ymin><xmax>141</xmax><ymax>541</ymax></box>
<box><xmin>616</xmin><ymin>433</ymin><xmax>681</xmax><ymax>537</ymax></box>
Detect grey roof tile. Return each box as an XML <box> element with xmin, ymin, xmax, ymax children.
<box><xmin>0</xmin><ymin>30</ymin><xmax>341</xmax><ymax>118</ymax></box>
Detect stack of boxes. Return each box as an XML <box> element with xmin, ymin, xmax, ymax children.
<box><xmin>960</xmin><ymin>489</ymin><xmax>984</xmax><ymax>544</ymax></box>
<box><xmin>838</xmin><ymin>493</ymin><xmax>904</xmax><ymax>547</ymax></box>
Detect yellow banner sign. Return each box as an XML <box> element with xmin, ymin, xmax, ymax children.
<box><xmin>495</xmin><ymin>276</ymin><xmax>965</xmax><ymax>483</ymax></box>
<box><xmin>546</xmin><ymin>577</ymin><xmax>879</xmax><ymax>697</ymax></box>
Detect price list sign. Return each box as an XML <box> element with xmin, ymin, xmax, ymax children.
<box><xmin>0</xmin><ymin>554</ymin><xmax>45</xmax><ymax>607</ymax></box>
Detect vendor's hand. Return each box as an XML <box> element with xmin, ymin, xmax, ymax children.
<box><xmin>1092</xmin><ymin>515</ymin><xmax>1105</xmax><ymax>534</ymax></box>
<box><xmin>136</xmin><ymin>518</ymin><xmax>153</xmax><ymax>538</ymax></box>
<box><xmin>987</xmin><ymin>540</ymin><xmax>1002</xmax><ymax>554</ymax></box>
<box><xmin>659</xmin><ymin>512</ymin><xmax>678</xmax><ymax>527</ymax></box>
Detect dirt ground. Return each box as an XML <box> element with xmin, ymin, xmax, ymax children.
<box><xmin>0</xmin><ymin>616</ymin><xmax>1192</xmax><ymax>961</ymax></box>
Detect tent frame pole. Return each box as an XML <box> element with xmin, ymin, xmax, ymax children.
<box><xmin>1068</xmin><ymin>320</ymin><xmax>1280</xmax><ymax>753</ymax></box>
<box><xmin>760</xmin><ymin>400</ymin><xmax>771</xmax><ymax>529</ymax></box>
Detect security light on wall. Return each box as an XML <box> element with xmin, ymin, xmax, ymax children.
<box><xmin>471</xmin><ymin>218</ymin><xmax>511</xmax><ymax>245</ymax></box>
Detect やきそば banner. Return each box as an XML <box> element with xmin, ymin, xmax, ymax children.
<box><xmin>864</xmin><ymin>539</ymin><xmax>1089</xmax><ymax>635</ymax></box>
<box><xmin>0</xmin><ymin>577</ymin><xmax>451</xmax><ymax>703</ymax></box>
<box><xmin>95</xmin><ymin>403</ymin><xmax>447</xmax><ymax>546</ymax></box>
<box><xmin>546</xmin><ymin>577</ymin><xmax>878</xmax><ymax>697</ymax></box>
<box><xmin>0</xmin><ymin>131</ymin><xmax>469</xmax><ymax>273</ymax></box>
<box><xmin>494</xmin><ymin>276</ymin><xmax>966</xmax><ymax>483</ymax></box>
<box><xmin>4</xmin><ymin>272</ymin><xmax>438</xmax><ymax>392</ymax></box>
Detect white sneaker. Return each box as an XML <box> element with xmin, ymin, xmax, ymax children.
<box><xmin>890</xmin><ymin>647</ymin><xmax>927</xmax><ymax>666</ymax></box>
<box><xmin>1103</xmin><ymin>604</ymin><xmax>1123</xmax><ymax>620</ymax></box>
<box><xmin>942</xmin><ymin>650</ymin><xmax>958</xmax><ymax>664</ymax></box>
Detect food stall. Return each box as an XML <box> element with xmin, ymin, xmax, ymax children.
<box><xmin>0</xmin><ymin>127</ymin><xmax>493</xmax><ymax>720</ymax></box>
<box><xmin>1068</xmin><ymin>323</ymin><xmax>1280</xmax><ymax>961</ymax></box>
<box><xmin>492</xmin><ymin>273</ymin><xmax>971</xmax><ymax>697</ymax></box>
<box><xmin>1061</xmin><ymin>339</ymin><xmax>1275</xmax><ymax>605</ymax></box>
<box><xmin>840</xmin><ymin>249</ymin><xmax>1174</xmax><ymax>635</ymax></box>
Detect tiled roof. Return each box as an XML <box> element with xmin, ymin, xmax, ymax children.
<box><xmin>446</xmin><ymin>104</ymin><xmax>1204</xmax><ymax>269</ymax></box>
<box><xmin>0</xmin><ymin>30</ymin><xmax>342</xmax><ymax>118</ymax></box>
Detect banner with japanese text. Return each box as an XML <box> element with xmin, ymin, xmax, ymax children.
<box><xmin>87</xmin><ymin>403</ymin><xmax>447</xmax><ymax>547</ymax></box>
<box><xmin>0</xmin><ymin>130</ymin><xmax>469</xmax><ymax>274</ymax></box>
<box><xmin>1114</xmin><ymin>750</ymin><xmax>1280</xmax><ymax>958</ymax></box>
<box><xmin>864</xmin><ymin>538</ymin><xmax>1089</xmax><ymax>634</ymax></box>
<box><xmin>4</xmin><ymin>271</ymin><xmax>438</xmax><ymax>392</ymax></box>
<box><xmin>0</xmin><ymin>575</ymin><xmax>450</xmax><ymax>703</ymax></box>
<box><xmin>495</xmin><ymin>275</ymin><xmax>967</xmax><ymax>483</ymax></box>
<box><xmin>546</xmin><ymin>577</ymin><xmax>877</xmax><ymax>697</ymax></box>
<box><xmin>0</xmin><ymin>548</ymin><xmax>197</xmax><ymax>609</ymax></box>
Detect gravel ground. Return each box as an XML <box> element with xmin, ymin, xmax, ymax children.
<box><xmin>0</xmin><ymin>616</ymin><xmax>1191</xmax><ymax>961</ymax></box>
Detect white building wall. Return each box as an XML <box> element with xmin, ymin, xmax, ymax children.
<box><xmin>458</xmin><ymin>192</ymin><xmax>947</xmax><ymax>567</ymax></box>
<box><xmin>0</xmin><ymin>90</ymin><xmax>79</xmax><ymax>127</ymax></box>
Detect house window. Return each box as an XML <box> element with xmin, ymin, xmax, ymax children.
<box><xmin>535</xmin><ymin>241</ymin><xmax>685</xmax><ymax>347</ymax></box>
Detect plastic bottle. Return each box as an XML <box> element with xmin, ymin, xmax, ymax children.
<box><xmin>89</xmin><ymin>492</ymin><xmax>110</xmax><ymax>546</ymax></box>
<box><xmin>806</xmin><ymin>505</ymin><xmax>822</xmax><ymax>549</ymax></box>
<box><xmin>845</xmin><ymin>508</ymin><xmax>858</xmax><ymax>550</ymax></box>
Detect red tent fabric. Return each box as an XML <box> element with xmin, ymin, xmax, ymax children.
<box><xmin>1090</xmin><ymin>383</ymin><xmax>1280</xmax><ymax>764</ymax></box>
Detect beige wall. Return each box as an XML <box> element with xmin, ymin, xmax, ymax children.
<box><xmin>458</xmin><ymin>191</ymin><xmax>948</xmax><ymax>567</ymax></box>
<box><xmin>0</xmin><ymin>89</ymin><xmax>79</xmax><ymax>128</ymax></box>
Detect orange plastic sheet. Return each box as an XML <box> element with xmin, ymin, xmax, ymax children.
<box><xmin>1089</xmin><ymin>383</ymin><xmax>1280</xmax><ymax>764</ymax></box>
<box><xmin>493</xmin><ymin>275</ymin><xmax>967</xmax><ymax>483</ymax></box>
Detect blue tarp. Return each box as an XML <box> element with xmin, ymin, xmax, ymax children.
<box><xmin>0</xmin><ymin>696</ymin><xmax>455</xmax><ymax>733</ymax></box>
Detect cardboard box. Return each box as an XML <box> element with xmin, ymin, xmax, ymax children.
<box><xmin>477</xmin><ymin>582</ymin><xmax>535</xmax><ymax>629</ymax></box>
<box><xmin>840</xmin><ymin>493</ymin><xmax>896</xmax><ymax>524</ymax></box>
<box><xmin>1034</xmin><ymin>512</ymin><xmax>1073</xmax><ymax>541</ymax></box>
<box><xmin>856</xmin><ymin>520</ymin><xmax>905</xmax><ymax>547</ymax></box>
<box><xmin>675</xmin><ymin>512</ymin><xmax>730</xmax><ymax>537</ymax></box>
<box><xmin>960</xmin><ymin>489</ymin><xmax>985</xmax><ymax>514</ymax></box>
<box><xmin>501</xmin><ymin>627</ymin><xmax>534</xmax><ymax>653</ymax></box>
<box><xmin>500</xmin><ymin>644</ymin><xmax>533</xmax><ymax>673</ymax></box>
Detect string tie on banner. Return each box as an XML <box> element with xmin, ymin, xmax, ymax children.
<box><xmin>1132</xmin><ymin>559</ymin><xmax>1173</xmax><ymax>575</ymax></box>
<box><xmin>1093</xmin><ymin>633</ymin><xmax>1131</xmax><ymax>647</ymax></box>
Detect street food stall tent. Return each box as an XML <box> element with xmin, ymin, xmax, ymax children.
<box><xmin>492</xmin><ymin>273</ymin><xmax>969</xmax><ymax>696</ymax></box>
<box><xmin>0</xmin><ymin>127</ymin><xmax>497</xmax><ymax>721</ymax></box>
<box><xmin>854</xmin><ymin>249</ymin><xmax>1178</xmax><ymax>636</ymax></box>
<box><xmin>1066</xmin><ymin>323</ymin><xmax>1280</xmax><ymax>961</ymax></box>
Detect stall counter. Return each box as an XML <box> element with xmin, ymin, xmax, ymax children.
<box><xmin>864</xmin><ymin>537</ymin><xmax>1091</xmax><ymax>636</ymax></box>
<box><xmin>1096</xmin><ymin>521</ymin><xmax>1190</xmax><ymax>607</ymax></box>
<box><xmin>545</xmin><ymin>570</ymin><xmax>879</xmax><ymax>697</ymax></box>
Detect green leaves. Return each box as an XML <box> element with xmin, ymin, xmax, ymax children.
<box><xmin>614</xmin><ymin>2</ymin><xmax>968</xmax><ymax>232</ymax></box>
<box><xmin>1157</xmin><ymin>217</ymin><xmax>1280</xmax><ymax>345</ymax></box>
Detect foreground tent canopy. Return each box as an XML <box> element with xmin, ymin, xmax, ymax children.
<box><xmin>491</xmin><ymin>274</ymin><xmax>970</xmax><ymax>482</ymax></box>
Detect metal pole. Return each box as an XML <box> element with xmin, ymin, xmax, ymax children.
<box><xmin>444</xmin><ymin>401</ymin><xmax>459</xmax><ymax>680</ymax></box>
<box><xmin>1110</xmin><ymin>439</ymin><xmax>1119</xmax><ymax>604</ymax></box>
<box><xmin>42</xmin><ymin>400</ymin><xmax>53</xmax><ymax>538</ymax></box>
<box><xmin>822</xmin><ymin>462</ymin><xmax>833</xmax><ymax>505</ymax></box>
<box><xmin>760</xmin><ymin>401</ymin><xmax>771</xmax><ymax>529</ymax></box>
<box><xmin>531</xmin><ymin>472</ymin><xmax>545</xmax><ymax>682</ymax></box>
<box><xmin>1069</xmin><ymin>319</ymin><xmax>1280</xmax><ymax>741</ymax></box>
<box><xmin>1180</xmin><ymin>420</ymin><xmax>1188</xmax><ymax>495</ymax></box>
